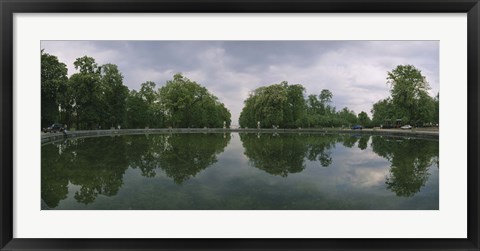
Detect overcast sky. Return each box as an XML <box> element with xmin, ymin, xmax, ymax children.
<box><xmin>41</xmin><ymin>41</ymin><xmax>439</xmax><ymax>125</ymax></box>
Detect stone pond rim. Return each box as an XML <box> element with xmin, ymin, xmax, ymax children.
<box><xmin>41</xmin><ymin>128</ymin><xmax>439</xmax><ymax>144</ymax></box>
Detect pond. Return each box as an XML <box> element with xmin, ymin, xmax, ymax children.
<box><xmin>41</xmin><ymin>132</ymin><xmax>439</xmax><ymax>210</ymax></box>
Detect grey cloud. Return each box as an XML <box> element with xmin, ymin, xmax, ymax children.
<box><xmin>41</xmin><ymin>40</ymin><xmax>439</xmax><ymax>125</ymax></box>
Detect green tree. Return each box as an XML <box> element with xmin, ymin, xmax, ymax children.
<box><xmin>140</xmin><ymin>81</ymin><xmax>161</xmax><ymax>128</ymax></box>
<box><xmin>74</xmin><ymin>56</ymin><xmax>99</xmax><ymax>74</ymax></box>
<box><xmin>337</xmin><ymin>107</ymin><xmax>357</xmax><ymax>127</ymax></box>
<box><xmin>239</xmin><ymin>81</ymin><xmax>307</xmax><ymax>128</ymax></box>
<box><xmin>305</xmin><ymin>89</ymin><xmax>336</xmax><ymax>128</ymax></box>
<box><xmin>284</xmin><ymin>83</ymin><xmax>307</xmax><ymax>128</ymax></box>
<box><xmin>255</xmin><ymin>84</ymin><xmax>287</xmax><ymax>127</ymax></box>
<box><xmin>357</xmin><ymin>111</ymin><xmax>371</xmax><ymax>127</ymax></box>
<box><xmin>41</xmin><ymin>50</ymin><xmax>68</xmax><ymax>127</ymax></box>
<box><xmin>239</xmin><ymin>94</ymin><xmax>258</xmax><ymax>128</ymax></box>
<box><xmin>319</xmin><ymin>89</ymin><xmax>333</xmax><ymax>110</ymax></box>
<box><xmin>69</xmin><ymin>56</ymin><xmax>103</xmax><ymax>130</ymax></box>
<box><xmin>99</xmin><ymin>63</ymin><xmax>129</xmax><ymax>128</ymax></box>
<box><xmin>306</xmin><ymin>94</ymin><xmax>321</xmax><ymax>127</ymax></box>
<box><xmin>433</xmin><ymin>92</ymin><xmax>439</xmax><ymax>125</ymax></box>
<box><xmin>371</xmin><ymin>98</ymin><xmax>395</xmax><ymax>127</ymax></box>
<box><xmin>125</xmin><ymin>90</ymin><xmax>150</xmax><ymax>129</ymax></box>
<box><xmin>416</xmin><ymin>92</ymin><xmax>435</xmax><ymax>126</ymax></box>
<box><xmin>125</xmin><ymin>81</ymin><xmax>165</xmax><ymax>129</ymax></box>
<box><xmin>387</xmin><ymin>65</ymin><xmax>434</xmax><ymax>126</ymax></box>
<box><xmin>159</xmin><ymin>74</ymin><xmax>231</xmax><ymax>128</ymax></box>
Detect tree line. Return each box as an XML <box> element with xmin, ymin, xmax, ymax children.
<box><xmin>41</xmin><ymin>51</ymin><xmax>231</xmax><ymax>130</ymax></box>
<box><xmin>42</xmin><ymin>50</ymin><xmax>438</xmax><ymax>130</ymax></box>
<box><xmin>239</xmin><ymin>65</ymin><xmax>438</xmax><ymax>129</ymax></box>
<box><xmin>238</xmin><ymin>82</ymin><xmax>371</xmax><ymax>129</ymax></box>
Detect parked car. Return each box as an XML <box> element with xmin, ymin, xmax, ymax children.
<box><xmin>401</xmin><ymin>124</ymin><xmax>413</xmax><ymax>129</ymax></box>
<box><xmin>351</xmin><ymin>125</ymin><xmax>363</xmax><ymax>130</ymax></box>
<box><xmin>43</xmin><ymin>123</ymin><xmax>64</xmax><ymax>133</ymax></box>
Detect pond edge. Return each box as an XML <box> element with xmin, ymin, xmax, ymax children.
<box><xmin>41</xmin><ymin>128</ymin><xmax>438</xmax><ymax>145</ymax></box>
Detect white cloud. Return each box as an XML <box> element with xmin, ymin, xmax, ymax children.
<box><xmin>41</xmin><ymin>41</ymin><xmax>121</xmax><ymax>76</ymax></box>
<box><xmin>41</xmin><ymin>41</ymin><xmax>439</xmax><ymax>124</ymax></box>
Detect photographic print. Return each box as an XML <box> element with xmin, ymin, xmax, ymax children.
<box><xmin>2</xmin><ymin>0</ymin><xmax>478</xmax><ymax>248</ymax></box>
<box><xmin>41</xmin><ymin>40</ymin><xmax>439</xmax><ymax>210</ymax></box>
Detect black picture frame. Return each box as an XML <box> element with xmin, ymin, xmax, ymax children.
<box><xmin>1</xmin><ymin>0</ymin><xmax>479</xmax><ymax>250</ymax></box>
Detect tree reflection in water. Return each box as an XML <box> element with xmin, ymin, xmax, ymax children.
<box><xmin>125</xmin><ymin>133</ymin><xmax>231</xmax><ymax>184</ymax></box>
<box><xmin>42</xmin><ymin>136</ymin><xmax>129</xmax><ymax>207</ymax></box>
<box><xmin>370</xmin><ymin>136</ymin><xmax>439</xmax><ymax>197</ymax></box>
<box><xmin>41</xmin><ymin>133</ymin><xmax>231</xmax><ymax>207</ymax></box>
<box><xmin>42</xmin><ymin>132</ymin><xmax>438</xmax><ymax>209</ymax></box>
<box><xmin>41</xmin><ymin>140</ymin><xmax>70</xmax><ymax>208</ymax></box>
<box><xmin>241</xmin><ymin>133</ymin><xmax>438</xmax><ymax>197</ymax></box>
<box><xmin>240</xmin><ymin>133</ymin><xmax>338</xmax><ymax>176</ymax></box>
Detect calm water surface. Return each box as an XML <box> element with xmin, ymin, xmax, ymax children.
<box><xmin>41</xmin><ymin>132</ymin><xmax>439</xmax><ymax>210</ymax></box>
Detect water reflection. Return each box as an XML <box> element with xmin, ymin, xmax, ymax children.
<box><xmin>41</xmin><ymin>133</ymin><xmax>439</xmax><ymax>209</ymax></box>
<box><xmin>42</xmin><ymin>136</ymin><xmax>129</xmax><ymax>207</ymax></box>
<box><xmin>42</xmin><ymin>133</ymin><xmax>230</xmax><ymax>207</ymax></box>
<box><xmin>371</xmin><ymin>136</ymin><xmax>439</xmax><ymax>197</ymax></box>
<box><xmin>125</xmin><ymin>133</ymin><xmax>231</xmax><ymax>183</ymax></box>
<box><xmin>240</xmin><ymin>133</ymin><xmax>337</xmax><ymax>176</ymax></box>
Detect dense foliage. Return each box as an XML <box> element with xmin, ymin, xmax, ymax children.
<box><xmin>239</xmin><ymin>82</ymin><xmax>367</xmax><ymax>128</ymax></box>
<box><xmin>41</xmin><ymin>50</ymin><xmax>437</xmax><ymax>130</ymax></box>
<box><xmin>159</xmin><ymin>74</ymin><xmax>231</xmax><ymax>128</ymax></box>
<box><xmin>66</xmin><ymin>57</ymin><xmax>130</xmax><ymax>129</ymax></box>
<box><xmin>371</xmin><ymin>65</ymin><xmax>438</xmax><ymax>127</ymax></box>
<box><xmin>41</xmin><ymin>52</ymin><xmax>231</xmax><ymax>130</ymax></box>
<box><xmin>239</xmin><ymin>82</ymin><xmax>307</xmax><ymax>128</ymax></box>
<box><xmin>41</xmin><ymin>50</ymin><xmax>68</xmax><ymax>128</ymax></box>
<box><xmin>239</xmin><ymin>65</ymin><xmax>437</xmax><ymax>129</ymax></box>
